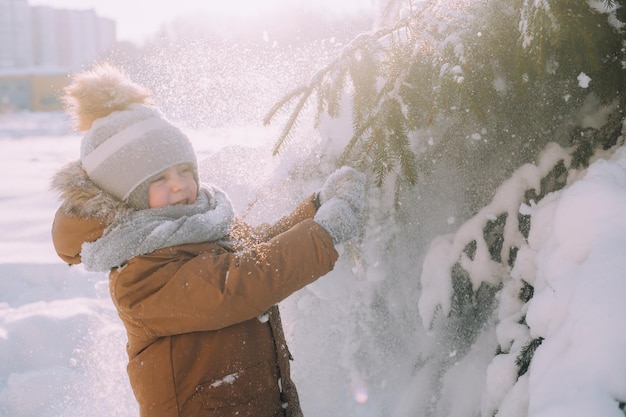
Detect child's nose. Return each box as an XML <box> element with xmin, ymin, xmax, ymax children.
<box><xmin>169</xmin><ymin>174</ymin><xmax>185</xmax><ymax>190</ymax></box>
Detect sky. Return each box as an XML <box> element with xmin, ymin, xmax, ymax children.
<box><xmin>27</xmin><ymin>0</ymin><xmax>377</xmax><ymax>44</ymax></box>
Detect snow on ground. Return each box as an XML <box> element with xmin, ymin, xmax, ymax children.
<box><xmin>0</xmin><ymin>114</ymin><xmax>136</xmax><ymax>416</ymax></box>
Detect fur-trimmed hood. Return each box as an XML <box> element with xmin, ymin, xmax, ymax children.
<box><xmin>51</xmin><ymin>159</ymin><xmax>132</xmax><ymax>224</ymax></box>
<box><xmin>51</xmin><ymin>160</ymin><xmax>132</xmax><ymax>265</ymax></box>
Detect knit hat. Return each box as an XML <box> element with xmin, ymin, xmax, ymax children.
<box><xmin>63</xmin><ymin>63</ymin><xmax>198</xmax><ymax>210</ymax></box>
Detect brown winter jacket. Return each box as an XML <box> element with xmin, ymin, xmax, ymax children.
<box><xmin>51</xmin><ymin>161</ymin><xmax>339</xmax><ymax>417</ymax></box>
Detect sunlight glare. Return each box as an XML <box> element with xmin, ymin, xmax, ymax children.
<box><xmin>184</xmin><ymin>0</ymin><xmax>375</xmax><ymax>18</ymax></box>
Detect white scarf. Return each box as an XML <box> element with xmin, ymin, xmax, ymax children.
<box><xmin>81</xmin><ymin>185</ymin><xmax>235</xmax><ymax>272</ymax></box>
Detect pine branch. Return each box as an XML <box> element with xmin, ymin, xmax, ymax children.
<box><xmin>393</xmin><ymin>129</ymin><xmax>419</xmax><ymax>186</ymax></box>
<box><xmin>271</xmin><ymin>88</ymin><xmax>312</xmax><ymax>155</ymax></box>
<box><xmin>339</xmin><ymin>117</ymin><xmax>373</xmax><ymax>166</ymax></box>
<box><xmin>519</xmin><ymin>280</ymin><xmax>534</xmax><ymax>303</ymax></box>
<box><xmin>265</xmin><ymin>20</ymin><xmax>414</xmax><ymax>156</ymax></box>
<box><xmin>263</xmin><ymin>86</ymin><xmax>310</xmax><ymax>126</ymax></box>
<box><xmin>516</xmin><ymin>337</ymin><xmax>544</xmax><ymax>377</ymax></box>
<box><xmin>384</xmin><ymin>98</ymin><xmax>418</xmax><ymax>185</ymax></box>
<box><xmin>326</xmin><ymin>64</ymin><xmax>349</xmax><ymax>118</ymax></box>
<box><xmin>350</xmin><ymin>46</ymin><xmax>380</xmax><ymax>127</ymax></box>
<box><xmin>372</xmin><ymin>138</ymin><xmax>390</xmax><ymax>187</ymax></box>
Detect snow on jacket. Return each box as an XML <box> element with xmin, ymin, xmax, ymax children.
<box><xmin>50</xmin><ymin>161</ymin><xmax>339</xmax><ymax>417</ymax></box>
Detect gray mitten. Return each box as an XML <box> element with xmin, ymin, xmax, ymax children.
<box><xmin>319</xmin><ymin>166</ymin><xmax>366</xmax><ymax>214</ymax></box>
<box><xmin>314</xmin><ymin>197</ymin><xmax>358</xmax><ymax>244</ymax></box>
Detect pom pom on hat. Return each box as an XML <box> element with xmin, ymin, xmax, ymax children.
<box><xmin>63</xmin><ymin>63</ymin><xmax>198</xmax><ymax>210</ymax></box>
<box><xmin>63</xmin><ymin>63</ymin><xmax>151</xmax><ymax>132</ymax></box>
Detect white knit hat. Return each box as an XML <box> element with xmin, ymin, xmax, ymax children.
<box><xmin>80</xmin><ymin>103</ymin><xmax>197</xmax><ymax>208</ymax></box>
<box><xmin>64</xmin><ymin>63</ymin><xmax>198</xmax><ymax>210</ymax></box>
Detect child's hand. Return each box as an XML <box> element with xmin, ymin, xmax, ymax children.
<box><xmin>314</xmin><ymin>197</ymin><xmax>358</xmax><ymax>244</ymax></box>
<box><xmin>319</xmin><ymin>166</ymin><xmax>366</xmax><ymax>214</ymax></box>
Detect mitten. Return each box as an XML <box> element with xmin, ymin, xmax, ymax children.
<box><xmin>314</xmin><ymin>197</ymin><xmax>358</xmax><ymax>244</ymax></box>
<box><xmin>319</xmin><ymin>166</ymin><xmax>366</xmax><ymax>214</ymax></box>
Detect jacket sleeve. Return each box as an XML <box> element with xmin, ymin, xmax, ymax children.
<box><xmin>111</xmin><ymin>218</ymin><xmax>338</xmax><ymax>337</ymax></box>
<box><xmin>233</xmin><ymin>193</ymin><xmax>319</xmax><ymax>245</ymax></box>
<box><xmin>51</xmin><ymin>208</ymin><xmax>107</xmax><ymax>264</ymax></box>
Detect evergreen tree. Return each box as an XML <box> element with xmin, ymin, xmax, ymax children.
<box><xmin>265</xmin><ymin>0</ymin><xmax>626</xmax><ymax>197</ymax></box>
<box><xmin>263</xmin><ymin>2</ymin><xmax>626</xmax><ymax>415</ymax></box>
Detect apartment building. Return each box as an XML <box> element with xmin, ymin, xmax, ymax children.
<box><xmin>0</xmin><ymin>0</ymin><xmax>116</xmax><ymax>110</ymax></box>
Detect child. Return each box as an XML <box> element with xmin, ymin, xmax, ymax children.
<box><xmin>50</xmin><ymin>63</ymin><xmax>366</xmax><ymax>417</ymax></box>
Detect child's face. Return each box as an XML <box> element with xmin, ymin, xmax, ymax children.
<box><xmin>148</xmin><ymin>163</ymin><xmax>198</xmax><ymax>209</ymax></box>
